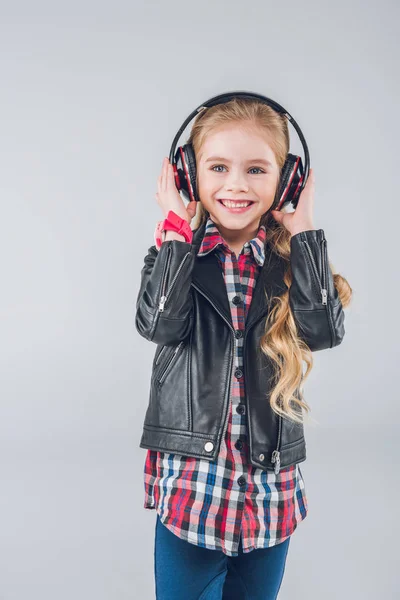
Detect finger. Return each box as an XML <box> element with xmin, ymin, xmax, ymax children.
<box><xmin>161</xmin><ymin>158</ymin><xmax>167</xmax><ymax>193</ymax></box>
<box><xmin>303</xmin><ymin>170</ymin><xmax>312</xmax><ymax>191</ymax></box>
<box><xmin>167</xmin><ymin>162</ymin><xmax>174</xmax><ymax>186</ymax></box>
<box><xmin>160</xmin><ymin>157</ymin><xmax>166</xmax><ymax>176</ymax></box>
<box><xmin>270</xmin><ymin>209</ymin><xmax>283</xmax><ymax>223</ymax></box>
<box><xmin>297</xmin><ymin>171</ymin><xmax>314</xmax><ymax>208</ymax></box>
<box><xmin>296</xmin><ymin>171</ymin><xmax>315</xmax><ymax>220</ymax></box>
<box><xmin>187</xmin><ymin>200</ymin><xmax>197</xmax><ymax>217</ymax></box>
<box><xmin>161</xmin><ymin>157</ymin><xmax>167</xmax><ymax>193</ymax></box>
<box><xmin>306</xmin><ymin>169</ymin><xmax>315</xmax><ymax>204</ymax></box>
<box><xmin>307</xmin><ymin>168</ymin><xmax>315</xmax><ymax>190</ymax></box>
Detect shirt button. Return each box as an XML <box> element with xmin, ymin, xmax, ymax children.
<box><xmin>232</xmin><ymin>295</ymin><xmax>242</xmax><ymax>305</ymax></box>
<box><xmin>236</xmin><ymin>404</ymin><xmax>246</xmax><ymax>415</ymax></box>
<box><xmin>259</xmin><ymin>453</ymin><xmax>265</xmax><ymax>461</ymax></box>
<box><xmin>234</xmin><ymin>329</ymin><xmax>243</xmax><ymax>339</ymax></box>
<box><xmin>237</xmin><ymin>476</ymin><xmax>246</xmax><ymax>487</ymax></box>
<box><xmin>204</xmin><ymin>442</ymin><xmax>214</xmax><ymax>452</ymax></box>
<box><xmin>235</xmin><ymin>368</ymin><xmax>243</xmax><ymax>379</ymax></box>
<box><xmin>235</xmin><ymin>439</ymin><xmax>243</xmax><ymax>451</ymax></box>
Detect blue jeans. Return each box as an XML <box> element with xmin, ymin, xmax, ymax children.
<box><xmin>154</xmin><ymin>514</ymin><xmax>291</xmax><ymax>600</ymax></box>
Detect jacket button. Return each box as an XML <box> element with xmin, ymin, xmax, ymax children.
<box><xmin>236</xmin><ymin>404</ymin><xmax>246</xmax><ymax>415</ymax></box>
<box><xmin>232</xmin><ymin>295</ymin><xmax>242</xmax><ymax>305</ymax></box>
<box><xmin>259</xmin><ymin>453</ymin><xmax>265</xmax><ymax>461</ymax></box>
<box><xmin>235</xmin><ymin>439</ymin><xmax>243</xmax><ymax>450</ymax></box>
<box><xmin>234</xmin><ymin>329</ymin><xmax>243</xmax><ymax>339</ymax></box>
<box><xmin>237</xmin><ymin>476</ymin><xmax>246</xmax><ymax>487</ymax></box>
<box><xmin>204</xmin><ymin>442</ymin><xmax>214</xmax><ymax>452</ymax></box>
<box><xmin>234</xmin><ymin>369</ymin><xmax>243</xmax><ymax>379</ymax></box>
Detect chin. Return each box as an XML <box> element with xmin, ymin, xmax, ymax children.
<box><xmin>211</xmin><ymin>214</ymin><xmax>260</xmax><ymax>229</ymax></box>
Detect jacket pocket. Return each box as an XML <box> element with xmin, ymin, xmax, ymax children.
<box><xmin>154</xmin><ymin>340</ymin><xmax>185</xmax><ymax>386</ymax></box>
<box><xmin>154</xmin><ymin>344</ymin><xmax>168</xmax><ymax>368</ymax></box>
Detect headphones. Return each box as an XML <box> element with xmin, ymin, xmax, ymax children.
<box><xmin>169</xmin><ymin>90</ymin><xmax>310</xmax><ymax>212</ymax></box>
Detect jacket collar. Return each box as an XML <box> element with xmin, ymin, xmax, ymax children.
<box><xmin>190</xmin><ymin>217</ymin><xmax>288</xmax><ymax>331</ymax></box>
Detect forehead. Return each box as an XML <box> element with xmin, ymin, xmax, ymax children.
<box><xmin>198</xmin><ymin>123</ymin><xmax>276</xmax><ymax>164</ymax></box>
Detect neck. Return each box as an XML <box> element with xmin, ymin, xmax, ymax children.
<box><xmin>214</xmin><ymin>221</ymin><xmax>259</xmax><ymax>251</ymax></box>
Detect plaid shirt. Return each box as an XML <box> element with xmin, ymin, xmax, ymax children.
<box><xmin>143</xmin><ymin>215</ymin><xmax>308</xmax><ymax>556</ymax></box>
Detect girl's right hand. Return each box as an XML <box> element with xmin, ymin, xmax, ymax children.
<box><xmin>155</xmin><ymin>157</ymin><xmax>197</xmax><ymax>223</ymax></box>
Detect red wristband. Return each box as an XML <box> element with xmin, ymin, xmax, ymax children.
<box><xmin>154</xmin><ymin>210</ymin><xmax>193</xmax><ymax>248</ymax></box>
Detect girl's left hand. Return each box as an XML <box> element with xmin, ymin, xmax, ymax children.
<box><xmin>270</xmin><ymin>168</ymin><xmax>315</xmax><ymax>237</ymax></box>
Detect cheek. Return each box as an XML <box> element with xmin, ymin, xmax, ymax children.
<box><xmin>197</xmin><ymin>172</ymin><xmax>216</xmax><ymax>195</ymax></box>
<box><xmin>258</xmin><ymin>176</ymin><xmax>279</xmax><ymax>194</ymax></box>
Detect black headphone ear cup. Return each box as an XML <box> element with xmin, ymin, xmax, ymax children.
<box><xmin>274</xmin><ymin>153</ymin><xmax>304</xmax><ymax>211</ymax></box>
<box><xmin>183</xmin><ymin>144</ymin><xmax>198</xmax><ymax>201</ymax></box>
<box><xmin>173</xmin><ymin>143</ymin><xmax>198</xmax><ymax>202</ymax></box>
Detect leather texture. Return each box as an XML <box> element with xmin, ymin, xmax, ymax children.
<box><xmin>135</xmin><ymin>220</ymin><xmax>345</xmax><ymax>472</ymax></box>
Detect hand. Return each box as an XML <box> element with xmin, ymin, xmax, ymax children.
<box><xmin>155</xmin><ymin>157</ymin><xmax>197</xmax><ymax>223</ymax></box>
<box><xmin>270</xmin><ymin>168</ymin><xmax>315</xmax><ymax>236</ymax></box>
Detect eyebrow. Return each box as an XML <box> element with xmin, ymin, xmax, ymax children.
<box><xmin>204</xmin><ymin>156</ymin><xmax>273</xmax><ymax>168</ymax></box>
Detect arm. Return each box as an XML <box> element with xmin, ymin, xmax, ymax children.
<box><xmin>289</xmin><ymin>228</ymin><xmax>345</xmax><ymax>351</ymax></box>
<box><xmin>135</xmin><ymin>235</ymin><xmax>196</xmax><ymax>345</ymax></box>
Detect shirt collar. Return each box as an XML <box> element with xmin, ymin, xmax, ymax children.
<box><xmin>197</xmin><ymin>215</ymin><xmax>267</xmax><ymax>267</ymax></box>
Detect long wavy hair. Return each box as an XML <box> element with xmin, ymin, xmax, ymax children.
<box><xmin>186</xmin><ymin>97</ymin><xmax>352</xmax><ymax>425</ymax></box>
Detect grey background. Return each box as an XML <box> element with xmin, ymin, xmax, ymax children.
<box><xmin>1</xmin><ymin>1</ymin><xmax>398</xmax><ymax>598</ymax></box>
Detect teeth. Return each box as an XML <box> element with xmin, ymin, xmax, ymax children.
<box><xmin>221</xmin><ymin>200</ymin><xmax>251</xmax><ymax>208</ymax></box>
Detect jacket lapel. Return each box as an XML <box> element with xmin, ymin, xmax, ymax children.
<box><xmin>191</xmin><ymin>221</ymin><xmax>289</xmax><ymax>331</ymax></box>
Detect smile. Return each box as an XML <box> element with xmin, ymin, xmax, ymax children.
<box><xmin>217</xmin><ymin>199</ymin><xmax>256</xmax><ymax>212</ymax></box>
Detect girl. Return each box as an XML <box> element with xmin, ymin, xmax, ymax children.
<box><xmin>135</xmin><ymin>95</ymin><xmax>352</xmax><ymax>599</ymax></box>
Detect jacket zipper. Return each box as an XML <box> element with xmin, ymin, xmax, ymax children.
<box><xmin>191</xmin><ymin>283</ymin><xmax>234</xmax><ymax>446</ymax></box>
<box><xmin>271</xmin><ymin>413</ymin><xmax>282</xmax><ymax>474</ymax></box>
<box><xmin>302</xmin><ymin>236</ymin><xmax>327</xmax><ymax>305</ymax></box>
<box><xmin>243</xmin><ymin>326</ymin><xmax>283</xmax><ymax>474</ymax></box>
<box><xmin>321</xmin><ymin>238</ymin><xmax>335</xmax><ymax>347</ymax></box>
<box><xmin>157</xmin><ymin>340</ymin><xmax>185</xmax><ymax>384</ymax></box>
<box><xmin>191</xmin><ymin>283</ymin><xmax>284</xmax><ymax>470</ymax></box>
<box><xmin>302</xmin><ymin>233</ymin><xmax>335</xmax><ymax>347</ymax></box>
<box><xmin>159</xmin><ymin>246</ymin><xmax>192</xmax><ymax>312</ymax></box>
<box><xmin>220</xmin><ymin>335</ymin><xmax>234</xmax><ymax>443</ymax></box>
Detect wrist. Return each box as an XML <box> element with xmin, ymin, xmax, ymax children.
<box><xmin>165</xmin><ymin>210</ymin><xmax>190</xmax><ymax>224</ymax></box>
<box><xmin>154</xmin><ymin>211</ymin><xmax>193</xmax><ymax>248</ymax></box>
<box><xmin>164</xmin><ymin>230</ymin><xmax>187</xmax><ymax>242</ymax></box>
<box><xmin>290</xmin><ymin>225</ymin><xmax>316</xmax><ymax>237</ymax></box>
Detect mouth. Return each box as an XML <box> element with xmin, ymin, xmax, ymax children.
<box><xmin>216</xmin><ymin>198</ymin><xmax>256</xmax><ymax>213</ymax></box>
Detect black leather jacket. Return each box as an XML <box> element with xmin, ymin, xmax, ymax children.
<box><xmin>135</xmin><ymin>220</ymin><xmax>345</xmax><ymax>473</ymax></box>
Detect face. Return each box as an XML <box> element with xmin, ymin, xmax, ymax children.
<box><xmin>197</xmin><ymin>122</ymin><xmax>280</xmax><ymax>243</ymax></box>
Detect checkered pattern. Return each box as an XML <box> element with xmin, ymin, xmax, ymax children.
<box><xmin>143</xmin><ymin>215</ymin><xmax>308</xmax><ymax>556</ymax></box>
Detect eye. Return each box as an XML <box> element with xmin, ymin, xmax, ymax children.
<box><xmin>210</xmin><ymin>165</ymin><xmax>266</xmax><ymax>174</ymax></box>
<box><xmin>249</xmin><ymin>167</ymin><xmax>265</xmax><ymax>174</ymax></box>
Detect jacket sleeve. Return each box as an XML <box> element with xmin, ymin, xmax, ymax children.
<box><xmin>135</xmin><ymin>239</ymin><xmax>196</xmax><ymax>345</ymax></box>
<box><xmin>289</xmin><ymin>228</ymin><xmax>345</xmax><ymax>352</ymax></box>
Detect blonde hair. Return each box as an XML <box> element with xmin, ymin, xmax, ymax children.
<box><xmin>187</xmin><ymin>97</ymin><xmax>352</xmax><ymax>425</ymax></box>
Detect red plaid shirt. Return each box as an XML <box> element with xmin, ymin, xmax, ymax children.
<box><xmin>143</xmin><ymin>216</ymin><xmax>308</xmax><ymax>556</ymax></box>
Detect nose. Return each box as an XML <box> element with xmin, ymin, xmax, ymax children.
<box><xmin>224</xmin><ymin>168</ymin><xmax>249</xmax><ymax>193</ymax></box>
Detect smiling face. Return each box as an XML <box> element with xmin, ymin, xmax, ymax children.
<box><xmin>196</xmin><ymin>122</ymin><xmax>280</xmax><ymax>246</ymax></box>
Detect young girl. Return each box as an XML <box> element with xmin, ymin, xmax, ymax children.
<box><xmin>135</xmin><ymin>94</ymin><xmax>352</xmax><ymax>600</ymax></box>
